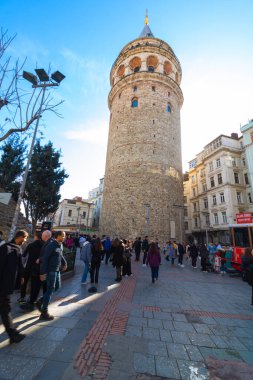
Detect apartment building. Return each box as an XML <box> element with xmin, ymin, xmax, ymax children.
<box><xmin>184</xmin><ymin>133</ymin><xmax>253</xmax><ymax>244</ymax></box>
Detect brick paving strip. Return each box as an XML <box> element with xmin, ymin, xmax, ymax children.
<box><xmin>74</xmin><ymin>271</ymin><xmax>138</xmax><ymax>378</ymax></box>
<box><xmin>184</xmin><ymin>310</ymin><xmax>253</xmax><ymax>320</ymax></box>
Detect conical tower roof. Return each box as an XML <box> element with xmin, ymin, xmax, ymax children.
<box><xmin>139</xmin><ymin>11</ymin><xmax>154</xmax><ymax>38</ymax></box>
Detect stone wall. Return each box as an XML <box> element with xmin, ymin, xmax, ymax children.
<box><xmin>100</xmin><ymin>36</ymin><xmax>184</xmax><ymax>243</ymax></box>
<box><xmin>0</xmin><ymin>188</ymin><xmax>31</xmax><ymax>239</ymax></box>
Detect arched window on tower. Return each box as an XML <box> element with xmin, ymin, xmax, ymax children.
<box><xmin>131</xmin><ymin>98</ymin><xmax>138</xmax><ymax>108</ymax></box>
<box><xmin>148</xmin><ymin>66</ymin><xmax>155</xmax><ymax>73</ymax></box>
<box><xmin>167</xmin><ymin>103</ymin><xmax>171</xmax><ymax>113</ymax></box>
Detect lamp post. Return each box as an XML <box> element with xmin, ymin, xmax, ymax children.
<box><xmin>8</xmin><ymin>68</ymin><xmax>65</xmax><ymax>240</ymax></box>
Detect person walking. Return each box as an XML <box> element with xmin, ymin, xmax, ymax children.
<box><xmin>199</xmin><ymin>243</ymin><xmax>208</xmax><ymax>272</ymax></box>
<box><xmin>122</xmin><ymin>239</ymin><xmax>132</xmax><ymax>277</ymax></box>
<box><xmin>0</xmin><ymin>230</ymin><xmax>28</xmax><ymax>344</ymax></box>
<box><xmin>133</xmin><ymin>237</ymin><xmax>142</xmax><ymax>262</ymax></box>
<box><xmin>146</xmin><ymin>242</ymin><xmax>161</xmax><ymax>283</ymax></box>
<box><xmin>168</xmin><ymin>241</ymin><xmax>176</xmax><ymax>266</ymax></box>
<box><xmin>39</xmin><ymin>231</ymin><xmax>67</xmax><ymax>320</ymax></box>
<box><xmin>88</xmin><ymin>238</ymin><xmax>103</xmax><ymax>293</ymax></box>
<box><xmin>189</xmin><ymin>243</ymin><xmax>199</xmax><ymax>268</ymax></box>
<box><xmin>19</xmin><ymin>231</ymin><xmax>44</xmax><ymax>310</ymax></box>
<box><xmin>112</xmin><ymin>238</ymin><xmax>125</xmax><ymax>282</ymax></box>
<box><xmin>142</xmin><ymin>236</ymin><xmax>149</xmax><ymax>267</ymax></box>
<box><xmin>80</xmin><ymin>235</ymin><xmax>93</xmax><ymax>285</ymax></box>
<box><xmin>177</xmin><ymin>242</ymin><xmax>185</xmax><ymax>267</ymax></box>
<box><xmin>103</xmin><ymin>236</ymin><xmax>112</xmax><ymax>265</ymax></box>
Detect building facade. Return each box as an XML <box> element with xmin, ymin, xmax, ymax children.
<box><xmin>184</xmin><ymin>133</ymin><xmax>253</xmax><ymax>244</ymax></box>
<box><xmin>100</xmin><ymin>16</ymin><xmax>184</xmax><ymax>242</ymax></box>
<box><xmin>88</xmin><ymin>178</ymin><xmax>104</xmax><ymax>227</ymax></box>
<box><xmin>53</xmin><ymin>197</ymin><xmax>95</xmax><ymax>233</ymax></box>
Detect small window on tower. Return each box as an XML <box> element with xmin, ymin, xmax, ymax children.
<box><xmin>152</xmin><ymin>86</ymin><xmax>155</xmax><ymax>92</ymax></box>
<box><xmin>167</xmin><ymin>103</ymin><xmax>171</xmax><ymax>113</ymax></box>
<box><xmin>131</xmin><ymin>98</ymin><xmax>138</xmax><ymax>108</ymax></box>
<box><xmin>134</xmin><ymin>66</ymin><xmax>140</xmax><ymax>73</ymax></box>
<box><xmin>148</xmin><ymin>66</ymin><xmax>155</xmax><ymax>73</ymax></box>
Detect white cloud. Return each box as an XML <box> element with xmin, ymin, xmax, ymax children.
<box><xmin>64</xmin><ymin>119</ymin><xmax>109</xmax><ymax>145</ymax></box>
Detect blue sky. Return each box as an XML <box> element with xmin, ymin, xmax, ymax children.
<box><xmin>1</xmin><ymin>0</ymin><xmax>253</xmax><ymax>199</ymax></box>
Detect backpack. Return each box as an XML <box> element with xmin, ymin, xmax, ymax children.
<box><xmin>245</xmin><ymin>266</ymin><xmax>253</xmax><ymax>286</ymax></box>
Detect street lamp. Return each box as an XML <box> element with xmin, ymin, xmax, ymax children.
<box><xmin>8</xmin><ymin>68</ymin><xmax>65</xmax><ymax>240</ymax></box>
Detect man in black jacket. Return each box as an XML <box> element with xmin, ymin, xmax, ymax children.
<box><xmin>19</xmin><ymin>231</ymin><xmax>44</xmax><ymax>308</ymax></box>
<box><xmin>39</xmin><ymin>231</ymin><xmax>67</xmax><ymax>320</ymax></box>
<box><xmin>0</xmin><ymin>230</ymin><xmax>28</xmax><ymax>343</ymax></box>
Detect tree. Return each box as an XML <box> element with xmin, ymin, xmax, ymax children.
<box><xmin>0</xmin><ymin>29</ymin><xmax>64</xmax><ymax>142</ymax></box>
<box><xmin>0</xmin><ymin>134</ymin><xmax>26</xmax><ymax>201</ymax></box>
<box><xmin>23</xmin><ymin>140</ymin><xmax>68</xmax><ymax>231</ymax></box>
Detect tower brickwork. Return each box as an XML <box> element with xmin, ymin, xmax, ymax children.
<box><xmin>100</xmin><ymin>20</ymin><xmax>184</xmax><ymax>242</ymax></box>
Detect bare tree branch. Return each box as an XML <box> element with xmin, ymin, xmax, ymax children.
<box><xmin>0</xmin><ymin>29</ymin><xmax>64</xmax><ymax>142</ymax></box>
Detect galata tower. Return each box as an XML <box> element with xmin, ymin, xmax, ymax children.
<box><xmin>100</xmin><ymin>15</ymin><xmax>184</xmax><ymax>242</ymax></box>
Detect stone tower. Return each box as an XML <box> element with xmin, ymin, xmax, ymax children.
<box><xmin>100</xmin><ymin>15</ymin><xmax>184</xmax><ymax>242</ymax></box>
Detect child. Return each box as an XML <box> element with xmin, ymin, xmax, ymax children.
<box><xmin>146</xmin><ymin>242</ymin><xmax>161</xmax><ymax>283</ymax></box>
<box><xmin>214</xmin><ymin>251</ymin><xmax>222</xmax><ymax>273</ymax></box>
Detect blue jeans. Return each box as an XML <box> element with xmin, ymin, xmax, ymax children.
<box><xmin>42</xmin><ymin>271</ymin><xmax>60</xmax><ymax>311</ymax></box>
<box><xmin>151</xmin><ymin>266</ymin><xmax>159</xmax><ymax>282</ymax></box>
<box><xmin>81</xmin><ymin>262</ymin><xmax>90</xmax><ymax>283</ymax></box>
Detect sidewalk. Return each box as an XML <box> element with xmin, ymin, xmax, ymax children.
<box><xmin>0</xmin><ymin>255</ymin><xmax>253</xmax><ymax>380</ymax></box>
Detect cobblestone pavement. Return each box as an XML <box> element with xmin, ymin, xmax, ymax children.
<box><xmin>0</xmin><ymin>254</ymin><xmax>253</xmax><ymax>380</ymax></box>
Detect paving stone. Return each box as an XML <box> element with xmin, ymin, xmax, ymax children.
<box><xmin>172</xmin><ymin>313</ymin><xmax>188</xmax><ymax>322</ymax></box>
<box><xmin>166</xmin><ymin>342</ymin><xmax>189</xmax><ymax>360</ymax></box>
<box><xmin>185</xmin><ymin>345</ymin><xmax>204</xmax><ymax>362</ymax></box>
<box><xmin>209</xmin><ymin>324</ymin><xmax>235</xmax><ymax>336</ymax></box>
<box><xmin>173</xmin><ymin>321</ymin><xmax>195</xmax><ymax>333</ymax></box>
<box><xmin>125</xmin><ymin>326</ymin><xmax>142</xmax><ymax>337</ymax></box>
<box><xmin>38</xmin><ymin>317</ymin><xmax>79</xmax><ymax>329</ymax></box>
<box><xmin>199</xmin><ymin>347</ymin><xmax>243</xmax><ymax>361</ymax></box>
<box><xmin>177</xmin><ymin>359</ymin><xmax>209</xmax><ymax>380</ymax></box>
<box><xmin>171</xmin><ymin>331</ymin><xmax>191</xmax><ymax>345</ymax></box>
<box><xmin>143</xmin><ymin>310</ymin><xmax>153</xmax><ymax>318</ymax></box>
<box><xmin>188</xmin><ymin>332</ymin><xmax>217</xmax><ymax>348</ymax></box>
<box><xmin>192</xmin><ymin>323</ymin><xmax>212</xmax><ymax>334</ymax></box>
<box><xmin>199</xmin><ymin>316</ymin><xmax>218</xmax><ymax>325</ymax></box>
<box><xmin>238</xmin><ymin>350</ymin><xmax>253</xmax><ymax>364</ymax></box>
<box><xmin>159</xmin><ymin>329</ymin><xmax>173</xmax><ymax>342</ymax></box>
<box><xmin>130</xmin><ymin>309</ymin><xmax>143</xmax><ymax>317</ymax></box>
<box><xmin>155</xmin><ymin>356</ymin><xmax>180</xmax><ymax>379</ymax></box>
<box><xmin>221</xmin><ymin>336</ymin><xmax>248</xmax><ymax>351</ymax></box>
<box><xmin>153</xmin><ymin>311</ymin><xmax>172</xmax><ymax>320</ymax></box>
<box><xmin>46</xmin><ymin>328</ymin><xmax>69</xmax><ymax>342</ymax></box>
<box><xmin>128</xmin><ymin>316</ymin><xmax>148</xmax><ymax>327</ymax></box>
<box><xmin>238</xmin><ymin>337</ymin><xmax>253</xmax><ymax>351</ymax></box>
<box><xmin>142</xmin><ymin>327</ymin><xmax>160</xmax><ymax>340</ymax></box>
<box><xmin>14</xmin><ymin>358</ymin><xmax>46</xmax><ymax>380</ymax></box>
<box><xmin>162</xmin><ymin>320</ymin><xmax>174</xmax><ymax>330</ymax></box>
<box><xmin>0</xmin><ymin>355</ymin><xmax>30</xmax><ymax>379</ymax></box>
<box><xmin>234</xmin><ymin>327</ymin><xmax>253</xmax><ymax>339</ymax></box>
<box><xmin>210</xmin><ymin>335</ymin><xmax>229</xmax><ymax>349</ymax></box>
<box><xmin>133</xmin><ymin>353</ymin><xmax>156</xmax><ymax>375</ymax></box>
<box><xmin>147</xmin><ymin>319</ymin><xmax>163</xmax><ymax>329</ymax></box>
<box><xmin>30</xmin><ymin>340</ymin><xmax>59</xmax><ymax>358</ymax></box>
<box><xmin>148</xmin><ymin>341</ymin><xmax>167</xmax><ymax>356</ymax></box>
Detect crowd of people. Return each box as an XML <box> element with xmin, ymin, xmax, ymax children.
<box><xmin>1</xmin><ymin>229</ymin><xmax>253</xmax><ymax>346</ymax></box>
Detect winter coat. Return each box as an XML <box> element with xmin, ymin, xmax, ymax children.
<box><xmin>80</xmin><ymin>241</ymin><xmax>93</xmax><ymax>263</ymax></box>
<box><xmin>0</xmin><ymin>241</ymin><xmax>22</xmax><ymax>296</ymax></box>
<box><xmin>102</xmin><ymin>238</ymin><xmax>111</xmax><ymax>252</ymax></box>
<box><xmin>40</xmin><ymin>240</ymin><xmax>67</xmax><ymax>274</ymax></box>
<box><xmin>142</xmin><ymin>239</ymin><xmax>149</xmax><ymax>251</ymax></box>
<box><xmin>189</xmin><ymin>245</ymin><xmax>199</xmax><ymax>258</ymax></box>
<box><xmin>146</xmin><ymin>251</ymin><xmax>161</xmax><ymax>267</ymax></box>
<box><xmin>91</xmin><ymin>247</ymin><xmax>102</xmax><ymax>264</ymax></box>
<box><xmin>178</xmin><ymin>243</ymin><xmax>185</xmax><ymax>255</ymax></box>
<box><xmin>199</xmin><ymin>244</ymin><xmax>208</xmax><ymax>259</ymax></box>
<box><xmin>22</xmin><ymin>239</ymin><xmax>44</xmax><ymax>276</ymax></box>
<box><xmin>112</xmin><ymin>245</ymin><xmax>125</xmax><ymax>267</ymax></box>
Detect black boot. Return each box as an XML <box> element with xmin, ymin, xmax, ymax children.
<box><xmin>39</xmin><ymin>310</ymin><xmax>54</xmax><ymax>321</ymax></box>
<box><xmin>9</xmin><ymin>331</ymin><xmax>26</xmax><ymax>344</ymax></box>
